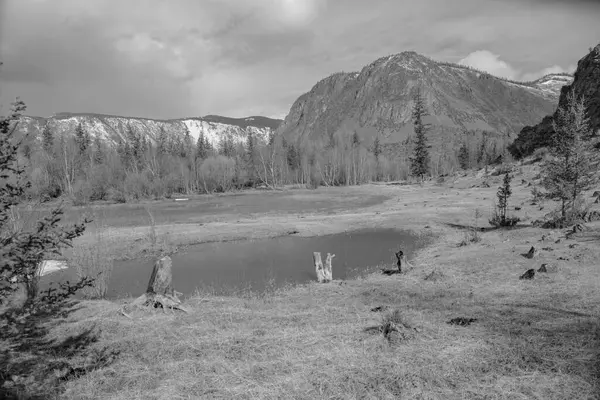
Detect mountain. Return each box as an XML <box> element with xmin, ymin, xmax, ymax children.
<box><xmin>509</xmin><ymin>43</ymin><xmax>600</xmax><ymax>158</ymax></box>
<box><xmin>16</xmin><ymin>112</ymin><xmax>283</xmax><ymax>149</ymax></box>
<box><xmin>276</xmin><ymin>51</ymin><xmax>573</xmax><ymax>155</ymax></box>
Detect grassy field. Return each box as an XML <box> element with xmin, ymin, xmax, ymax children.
<box><xmin>10</xmin><ymin>164</ymin><xmax>600</xmax><ymax>399</ymax></box>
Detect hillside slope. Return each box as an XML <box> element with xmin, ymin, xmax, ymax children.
<box><xmin>16</xmin><ymin>113</ymin><xmax>283</xmax><ymax>149</ymax></box>
<box><xmin>276</xmin><ymin>51</ymin><xmax>572</xmax><ymax>154</ymax></box>
<box><xmin>509</xmin><ymin>43</ymin><xmax>600</xmax><ymax>158</ymax></box>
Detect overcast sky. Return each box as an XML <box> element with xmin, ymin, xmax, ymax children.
<box><xmin>1</xmin><ymin>0</ymin><xmax>599</xmax><ymax>120</ymax></box>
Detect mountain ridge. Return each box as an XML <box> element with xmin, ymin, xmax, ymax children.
<box><xmin>276</xmin><ymin>50</ymin><xmax>574</xmax><ymax>155</ymax></box>
<box><xmin>16</xmin><ymin>113</ymin><xmax>283</xmax><ymax>150</ymax></box>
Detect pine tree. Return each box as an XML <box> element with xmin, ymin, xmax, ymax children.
<box><xmin>92</xmin><ymin>135</ymin><xmax>104</xmax><ymax>164</ymax></box>
<box><xmin>41</xmin><ymin>123</ymin><xmax>54</xmax><ymax>153</ymax></box>
<box><xmin>0</xmin><ymin>98</ymin><xmax>94</xmax><ymax>397</ymax></box>
<box><xmin>268</xmin><ymin>130</ymin><xmax>275</xmax><ymax>147</ymax></box>
<box><xmin>74</xmin><ymin>122</ymin><xmax>90</xmax><ymax>155</ymax></box>
<box><xmin>182</xmin><ymin>127</ymin><xmax>193</xmax><ymax>158</ymax></box>
<box><xmin>246</xmin><ymin>131</ymin><xmax>256</xmax><ymax>182</ymax></box>
<box><xmin>542</xmin><ymin>93</ymin><xmax>598</xmax><ymax>220</ymax></box>
<box><xmin>196</xmin><ymin>134</ymin><xmax>207</xmax><ymax>160</ymax></box>
<box><xmin>497</xmin><ymin>172</ymin><xmax>512</xmax><ymax>224</ymax></box>
<box><xmin>373</xmin><ymin>136</ymin><xmax>381</xmax><ymax>160</ymax></box>
<box><xmin>458</xmin><ymin>142</ymin><xmax>470</xmax><ymax>170</ymax></box>
<box><xmin>203</xmin><ymin>135</ymin><xmax>212</xmax><ymax>156</ymax></box>
<box><xmin>156</xmin><ymin>126</ymin><xmax>168</xmax><ymax>156</ymax></box>
<box><xmin>409</xmin><ymin>90</ymin><xmax>430</xmax><ymax>181</ymax></box>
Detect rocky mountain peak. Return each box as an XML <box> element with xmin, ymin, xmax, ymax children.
<box><xmin>509</xmin><ymin>43</ymin><xmax>600</xmax><ymax>158</ymax></box>
<box><xmin>277</xmin><ymin>50</ymin><xmax>572</xmax><ymax>155</ymax></box>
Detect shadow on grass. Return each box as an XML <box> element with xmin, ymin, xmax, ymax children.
<box><xmin>0</xmin><ymin>300</ymin><xmax>120</xmax><ymax>399</ymax></box>
<box><xmin>475</xmin><ymin>303</ymin><xmax>600</xmax><ymax>392</ymax></box>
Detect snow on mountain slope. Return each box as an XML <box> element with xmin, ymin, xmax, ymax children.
<box><xmin>16</xmin><ymin>113</ymin><xmax>283</xmax><ymax>149</ymax></box>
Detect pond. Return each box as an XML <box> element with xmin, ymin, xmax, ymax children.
<box><xmin>40</xmin><ymin>228</ymin><xmax>427</xmax><ymax>299</ymax></box>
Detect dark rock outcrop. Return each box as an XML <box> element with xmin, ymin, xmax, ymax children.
<box><xmin>509</xmin><ymin>43</ymin><xmax>600</xmax><ymax>158</ymax></box>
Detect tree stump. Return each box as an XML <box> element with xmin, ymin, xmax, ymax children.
<box><xmin>395</xmin><ymin>250</ymin><xmax>404</xmax><ymax>273</ymax></box>
<box><xmin>519</xmin><ymin>269</ymin><xmax>535</xmax><ymax>280</ymax></box>
<box><xmin>523</xmin><ymin>246</ymin><xmax>538</xmax><ymax>259</ymax></box>
<box><xmin>128</xmin><ymin>256</ymin><xmax>188</xmax><ymax>313</ymax></box>
<box><xmin>314</xmin><ymin>252</ymin><xmax>333</xmax><ymax>283</ymax></box>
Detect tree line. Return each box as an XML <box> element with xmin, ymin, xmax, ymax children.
<box><xmin>16</xmin><ymin>93</ymin><xmax>514</xmax><ymax>204</ymax></box>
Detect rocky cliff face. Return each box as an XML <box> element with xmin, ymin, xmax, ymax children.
<box><xmin>17</xmin><ymin>112</ymin><xmax>282</xmax><ymax>149</ymax></box>
<box><xmin>277</xmin><ymin>51</ymin><xmax>572</xmax><ymax>153</ymax></box>
<box><xmin>509</xmin><ymin>43</ymin><xmax>600</xmax><ymax>158</ymax></box>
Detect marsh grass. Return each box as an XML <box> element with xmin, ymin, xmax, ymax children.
<box><xmin>71</xmin><ymin>215</ymin><xmax>114</xmax><ymax>299</ymax></box>
<box><xmin>21</xmin><ymin>181</ymin><xmax>600</xmax><ymax>399</ymax></box>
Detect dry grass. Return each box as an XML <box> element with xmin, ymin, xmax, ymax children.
<box><xmin>22</xmin><ymin>165</ymin><xmax>600</xmax><ymax>399</ymax></box>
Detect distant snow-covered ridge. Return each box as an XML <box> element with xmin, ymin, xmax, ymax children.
<box><xmin>16</xmin><ymin>113</ymin><xmax>283</xmax><ymax>150</ymax></box>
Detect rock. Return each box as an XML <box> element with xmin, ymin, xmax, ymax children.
<box><xmin>520</xmin><ymin>269</ymin><xmax>536</xmax><ymax>280</ymax></box>
<box><xmin>515</xmin><ymin>206</ymin><xmax>522</xmax><ymax>211</ymax></box>
<box><xmin>447</xmin><ymin>317</ymin><xmax>477</xmax><ymax>326</ymax></box>
<box><xmin>523</xmin><ymin>246</ymin><xmax>539</xmax><ymax>259</ymax></box>
<box><xmin>370</xmin><ymin>305</ymin><xmax>389</xmax><ymax>312</ymax></box>
<box><xmin>569</xmin><ymin>243</ymin><xmax>579</xmax><ymax>249</ymax></box>
<box><xmin>592</xmin><ymin>191</ymin><xmax>600</xmax><ymax>197</ymax></box>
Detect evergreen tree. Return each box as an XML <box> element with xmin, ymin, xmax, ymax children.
<box><xmin>182</xmin><ymin>128</ymin><xmax>193</xmax><ymax>158</ymax></box>
<box><xmin>497</xmin><ymin>172</ymin><xmax>512</xmax><ymax>224</ymax></box>
<box><xmin>458</xmin><ymin>142</ymin><xmax>470</xmax><ymax>170</ymax></box>
<box><xmin>373</xmin><ymin>136</ymin><xmax>381</xmax><ymax>160</ymax></box>
<box><xmin>477</xmin><ymin>134</ymin><xmax>488</xmax><ymax>166</ymax></box>
<box><xmin>41</xmin><ymin>123</ymin><xmax>54</xmax><ymax>153</ymax></box>
<box><xmin>196</xmin><ymin>134</ymin><xmax>207</xmax><ymax>160</ymax></box>
<box><xmin>268</xmin><ymin>130</ymin><xmax>275</xmax><ymax>147</ymax></box>
<box><xmin>542</xmin><ymin>93</ymin><xmax>598</xmax><ymax>220</ymax></box>
<box><xmin>0</xmin><ymin>98</ymin><xmax>94</xmax><ymax>398</ymax></box>
<box><xmin>246</xmin><ymin>131</ymin><xmax>256</xmax><ymax>181</ymax></box>
<box><xmin>92</xmin><ymin>135</ymin><xmax>104</xmax><ymax>164</ymax></box>
<box><xmin>156</xmin><ymin>126</ymin><xmax>168</xmax><ymax>156</ymax></box>
<box><xmin>409</xmin><ymin>90</ymin><xmax>431</xmax><ymax>181</ymax></box>
<box><xmin>286</xmin><ymin>144</ymin><xmax>300</xmax><ymax>170</ymax></box>
<box><xmin>74</xmin><ymin>122</ymin><xmax>90</xmax><ymax>155</ymax></box>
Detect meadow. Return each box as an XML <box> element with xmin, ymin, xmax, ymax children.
<box><xmin>6</xmin><ymin>163</ymin><xmax>600</xmax><ymax>399</ymax></box>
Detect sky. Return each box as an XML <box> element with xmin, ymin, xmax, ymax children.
<box><xmin>1</xmin><ymin>0</ymin><xmax>599</xmax><ymax>120</ymax></box>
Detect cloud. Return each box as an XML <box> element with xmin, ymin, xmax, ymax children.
<box><xmin>459</xmin><ymin>50</ymin><xmax>577</xmax><ymax>82</ymax></box>
<box><xmin>459</xmin><ymin>50</ymin><xmax>520</xmax><ymax>79</ymax></box>
<box><xmin>1</xmin><ymin>0</ymin><xmax>599</xmax><ymax>119</ymax></box>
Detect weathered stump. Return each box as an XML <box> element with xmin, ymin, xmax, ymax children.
<box><xmin>395</xmin><ymin>250</ymin><xmax>404</xmax><ymax>272</ymax></box>
<box><xmin>128</xmin><ymin>256</ymin><xmax>188</xmax><ymax>313</ymax></box>
<box><xmin>523</xmin><ymin>246</ymin><xmax>538</xmax><ymax>259</ymax></box>
<box><xmin>314</xmin><ymin>252</ymin><xmax>333</xmax><ymax>283</ymax></box>
<box><xmin>324</xmin><ymin>253</ymin><xmax>335</xmax><ymax>282</ymax></box>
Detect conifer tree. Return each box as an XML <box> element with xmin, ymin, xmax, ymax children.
<box><xmin>41</xmin><ymin>123</ymin><xmax>54</xmax><ymax>153</ymax></box>
<box><xmin>409</xmin><ymin>90</ymin><xmax>430</xmax><ymax>181</ymax></box>
<box><xmin>458</xmin><ymin>141</ymin><xmax>469</xmax><ymax>170</ymax></box>
<box><xmin>542</xmin><ymin>93</ymin><xmax>598</xmax><ymax>220</ymax></box>
<box><xmin>196</xmin><ymin>134</ymin><xmax>207</xmax><ymax>160</ymax></box>
<box><xmin>74</xmin><ymin>122</ymin><xmax>90</xmax><ymax>155</ymax></box>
